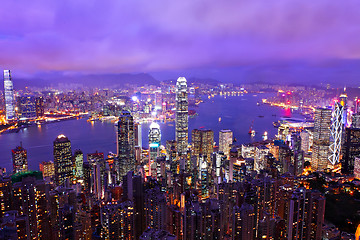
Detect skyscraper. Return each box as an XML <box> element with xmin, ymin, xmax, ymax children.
<box><xmin>175</xmin><ymin>77</ymin><xmax>188</xmax><ymax>155</ymax></box>
<box><xmin>116</xmin><ymin>111</ymin><xmax>135</xmax><ymax>179</ymax></box>
<box><xmin>3</xmin><ymin>70</ymin><xmax>15</xmax><ymax>121</ymax></box>
<box><xmin>11</xmin><ymin>144</ymin><xmax>28</xmax><ymax>174</ymax></box>
<box><xmin>73</xmin><ymin>150</ymin><xmax>84</xmax><ymax>181</ymax></box>
<box><xmin>329</xmin><ymin>101</ymin><xmax>344</xmax><ymax>165</ymax></box>
<box><xmin>53</xmin><ymin>134</ymin><xmax>73</xmax><ymax>186</ymax></box>
<box><xmin>149</xmin><ymin>122</ymin><xmax>161</xmax><ymax>177</ymax></box>
<box><xmin>341</xmin><ymin>128</ymin><xmax>360</xmax><ymax>174</ymax></box>
<box><xmin>219</xmin><ymin>129</ymin><xmax>233</xmax><ymax>159</ymax></box>
<box><xmin>35</xmin><ymin>96</ymin><xmax>45</xmax><ymax>118</ymax></box>
<box><xmin>191</xmin><ymin>129</ymin><xmax>214</xmax><ymax>162</ymax></box>
<box><xmin>312</xmin><ymin>108</ymin><xmax>332</xmax><ymax>171</ymax></box>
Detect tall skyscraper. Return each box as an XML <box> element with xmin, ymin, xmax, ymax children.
<box><xmin>312</xmin><ymin>108</ymin><xmax>332</xmax><ymax>171</ymax></box>
<box><xmin>73</xmin><ymin>150</ymin><xmax>84</xmax><ymax>181</ymax></box>
<box><xmin>11</xmin><ymin>144</ymin><xmax>28</xmax><ymax>174</ymax></box>
<box><xmin>53</xmin><ymin>134</ymin><xmax>73</xmax><ymax>186</ymax></box>
<box><xmin>341</xmin><ymin>128</ymin><xmax>360</xmax><ymax>174</ymax></box>
<box><xmin>3</xmin><ymin>70</ymin><xmax>15</xmax><ymax>121</ymax></box>
<box><xmin>35</xmin><ymin>96</ymin><xmax>45</xmax><ymax>118</ymax></box>
<box><xmin>134</xmin><ymin>122</ymin><xmax>142</xmax><ymax>148</ymax></box>
<box><xmin>191</xmin><ymin>129</ymin><xmax>214</xmax><ymax>162</ymax></box>
<box><xmin>117</xmin><ymin>111</ymin><xmax>135</xmax><ymax>179</ymax></box>
<box><xmin>175</xmin><ymin>77</ymin><xmax>188</xmax><ymax>155</ymax></box>
<box><xmin>329</xmin><ymin>101</ymin><xmax>344</xmax><ymax>165</ymax></box>
<box><xmin>219</xmin><ymin>129</ymin><xmax>233</xmax><ymax>159</ymax></box>
<box><xmin>149</xmin><ymin>122</ymin><xmax>161</xmax><ymax>177</ymax></box>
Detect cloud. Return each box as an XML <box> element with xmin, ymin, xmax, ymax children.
<box><xmin>1</xmin><ymin>0</ymin><xmax>360</xmax><ymax>74</ymax></box>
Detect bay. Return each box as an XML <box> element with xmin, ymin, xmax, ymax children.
<box><xmin>0</xmin><ymin>93</ymin><xmax>297</xmax><ymax>172</ymax></box>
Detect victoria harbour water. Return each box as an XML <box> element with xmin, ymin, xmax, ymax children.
<box><xmin>0</xmin><ymin>93</ymin><xmax>297</xmax><ymax>171</ymax></box>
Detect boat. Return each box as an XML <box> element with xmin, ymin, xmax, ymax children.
<box><xmin>258</xmin><ymin>115</ymin><xmax>264</xmax><ymax>118</ymax></box>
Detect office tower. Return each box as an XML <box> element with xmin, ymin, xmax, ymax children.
<box><xmin>291</xmin><ymin>132</ymin><xmax>304</xmax><ymax>176</ymax></box>
<box><xmin>300</xmin><ymin>129</ymin><xmax>311</xmax><ymax>153</ymax></box>
<box><xmin>87</xmin><ymin>152</ymin><xmax>105</xmax><ymax>199</ymax></box>
<box><xmin>312</xmin><ymin>108</ymin><xmax>332</xmax><ymax>171</ymax></box>
<box><xmin>148</xmin><ymin>122</ymin><xmax>161</xmax><ymax>177</ymax></box>
<box><xmin>117</xmin><ymin>110</ymin><xmax>135</xmax><ymax>180</ymax></box>
<box><xmin>175</xmin><ymin>77</ymin><xmax>188</xmax><ymax>155</ymax></box>
<box><xmin>73</xmin><ymin>150</ymin><xmax>84</xmax><ymax>181</ymax></box>
<box><xmin>341</xmin><ymin>128</ymin><xmax>360</xmax><ymax>174</ymax></box>
<box><xmin>329</xmin><ymin>101</ymin><xmax>344</xmax><ymax>165</ymax></box>
<box><xmin>0</xmin><ymin>211</ymin><xmax>30</xmax><ymax>239</ymax></box>
<box><xmin>134</xmin><ymin>122</ymin><xmax>142</xmax><ymax>148</ymax></box>
<box><xmin>53</xmin><ymin>134</ymin><xmax>73</xmax><ymax>186</ymax></box>
<box><xmin>35</xmin><ymin>96</ymin><xmax>45</xmax><ymax>118</ymax></box>
<box><xmin>166</xmin><ymin>140</ymin><xmax>177</xmax><ymax>161</ymax></box>
<box><xmin>11</xmin><ymin>145</ymin><xmax>28</xmax><ymax>174</ymax></box>
<box><xmin>192</xmin><ymin>129</ymin><xmax>214</xmax><ymax>162</ymax></box>
<box><xmin>18</xmin><ymin>95</ymin><xmax>36</xmax><ymax>119</ymax></box>
<box><xmin>39</xmin><ymin>161</ymin><xmax>55</xmax><ymax>179</ymax></box>
<box><xmin>219</xmin><ymin>129</ymin><xmax>233</xmax><ymax>159</ymax></box>
<box><xmin>254</xmin><ymin>145</ymin><xmax>269</xmax><ymax>172</ymax></box>
<box><xmin>3</xmin><ymin>70</ymin><xmax>15</xmax><ymax>121</ymax></box>
<box><xmin>12</xmin><ymin>171</ymin><xmax>51</xmax><ymax>239</ymax></box>
<box><xmin>354</xmin><ymin>157</ymin><xmax>360</xmax><ymax>179</ymax></box>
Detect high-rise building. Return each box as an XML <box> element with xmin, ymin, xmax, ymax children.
<box><xmin>116</xmin><ymin>111</ymin><xmax>135</xmax><ymax>180</ymax></box>
<box><xmin>352</xmin><ymin>113</ymin><xmax>360</xmax><ymax>128</ymax></box>
<box><xmin>18</xmin><ymin>95</ymin><xmax>36</xmax><ymax>119</ymax></box>
<box><xmin>149</xmin><ymin>122</ymin><xmax>161</xmax><ymax>177</ymax></box>
<box><xmin>354</xmin><ymin>157</ymin><xmax>360</xmax><ymax>179</ymax></box>
<box><xmin>219</xmin><ymin>129</ymin><xmax>233</xmax><ymax>159</ymax></box>
<box><xmin>73</xmin><ymin>150</ymin><xmax>84</xmax><ymax>180</ymax></box>
<box><xmin>329</xmin><ymin>101</ymin><xmax>344</xmax><ymax>165</ymax></box>
<box><xmin>12</xmin><ymin>171</ymin><xmax>51</xmax><ymax>239</ymax></box>
<box><xmin>3</xmin><ymin>70</ymin><xmax>15</xmax><ymax>121</ymax></box>
<box><xmin>175</xmin><ymin>77</ymin><xmax>188</xmax><ymax>155</ymax></box>
<box><xmin>191</xmin><ymin>129</ymin><xmax>214</xmax><ymax>162</ymax></box>
<box><xmin>11</xmin><ymin>145</ymin><xmax>28</xmax><ymax>174</ymax></box>
<box><xmin>39</xmin><ymin>161</ymin><xmax>55</xmax><ymax>179</ymax></box>
<box><xmin>35</xmin><ymin>96</ymin><xmax>45</xmax><ymax>118</ymax></box>
<box><xmin>312</xmin><ymin>108</ymin><xmax>332</xmax><ymax>171</ymax></box>
<box><xmin>134</xmin><ymin>122</ymin><xmax>142</xmax><ymax>148</ymax></box>
<box><xmin>53</xmin><ymin>134</ymin><xmax>73</xmax><ymax>186</ymax></box>
<box><xmin>341</xmin><ymin>128</ymin><xmax>360</xmax><ymax>174</ymax></box>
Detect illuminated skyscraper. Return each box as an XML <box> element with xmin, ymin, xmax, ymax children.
<box><xmin>219</xmin><ymin>129</ymin><xmax>233</xmax><ymax>159</ymax></box>
<box><xmin>191</xmin><ymin>129</ymin><xmax>214</xmax><ymax>163</ymax></box>
<box><xmin>35</xmin><ymin>96</ymin><xmax>45</xmax><ymax>118</ymax></box>
<box><xmin>117</xmin><ymin>111</ymin><xmax>135</xmax><ymax>179</ymax></box>
<box><xmin>312</xmin><ymin>108</ymin><xmax>332</xmax><ymax>171</ymax></box>
<box><xmin>175</xmin><ymin>77</ymin><xmax>188</xmax><ymax>155</ymax></box>
<box><xmin>341</xmin><ymin>128</ymin><xmax>360</xmax><ymax>174</ymax></box>
<box><xmin>53</xmin><ymin>135</ymin><xmax>73</xmax><ymax>186</ymax></box>
<box><xmin>11</xmin><ymin>144</ymin><xmax>28</xmax><ymax>174</ymax></box>
<box><xmin>329</xmin><ymin>101</ymin><xmax>344</xmax><ymax>166</ymax></box>
<box><xmin>3</xmin><ymin>70</ymin><xmax>15</xmax><ymax>121</ymax></box>
<box><xmin>148</xmin><ymin>122</ymin><xmax>161</xmax><ymax>177</ymax></box>
<box><xmin>73</xmin><ymin>150</ymin><xmax>84</xmax><ymax>180</ymax></box>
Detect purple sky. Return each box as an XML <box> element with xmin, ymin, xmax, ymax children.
<box><xmin>1</xmin><ymin>1</ymin><xmax>360</xmax><ymax>79</ymax></box>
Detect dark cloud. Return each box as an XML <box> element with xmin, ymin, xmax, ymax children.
<box><xmin>1</xmin><ymin>0</ymin><xmax>360</xmax><ymax>74</ymax></box>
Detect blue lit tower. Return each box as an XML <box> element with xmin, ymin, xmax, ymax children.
<box><xmin>175</xmin><ymin>77</ymin><xmax>188</xmax><ymax>156</ymax></box>
<box><xmin>3</xmin><ymin>70</ymin><xmax>15</xmax><ymax>121</ymax></box>
<box><xmin>148</xmin><ymin>122</ymin><xmax>161</xmax><ymax>176</ymax></box>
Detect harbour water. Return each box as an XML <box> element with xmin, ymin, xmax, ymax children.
<box><xmin>0</xmin><ymin>93</ymin><xmax>298</xmax><ymax>171</ymax></box>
